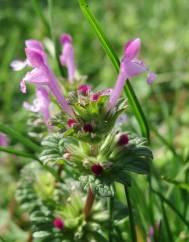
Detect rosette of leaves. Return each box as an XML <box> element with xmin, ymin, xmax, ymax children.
<box><xmin>16</xmin><ymin>163</ymin><xmax>109</xmax><ymax>242</ymax></box>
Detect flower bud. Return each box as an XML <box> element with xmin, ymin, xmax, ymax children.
<box><xmin>53</xmin><ymin>218</ymin><xmax>64</xmax><ymax>230</ymax></box>
<box><xmin>83</xmin><ymin>124</ymin><xmax>93</xmax><ymax>133</ymax></box>
<box><xmin>67</xmin><ymin>119</ymin><xmax>77</xmax><ymax>127</ymax></box>
<box><xmin>91</xmin><ymin>164</ymin><xmax>103</xmax><ymax>176</ymax></box>
<box><xmin>78</xmin><ymin>85</ymin><xmax>91</xmax><ymax>96</ymax></box>
<box><xmin>117</xmin><ymin>134</ymin><xmax>129</xmax><ymax>146</ymax></box>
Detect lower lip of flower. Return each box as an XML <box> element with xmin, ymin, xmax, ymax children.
<box><xmin>91</xmin><ymin>164</ymin><xmax>103</xmax><ymax>176</ymax></box>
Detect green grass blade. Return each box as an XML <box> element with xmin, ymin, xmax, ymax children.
<box><xmin>0</xmin><ymin>123</ymin><xmax>41</xmax><ymax>152</ymax></box>
<box><xmin>31</xmin><ymin>0</ymin><xmax>51</xmax><ymax>37</ymax></box>
<box><xmin>0</xmin><ymin>146</ymin><xmax>37</xmax><ymax>160</ymax></box>
<box><xmin>152</xmin><ymin>189</ymin><xmax>189</xmax><ymax>227</ymax></box>
<box><xmin>78</xmin><ymin>0</ymin><xmax>149</xmax><ymax>141</ymax></box>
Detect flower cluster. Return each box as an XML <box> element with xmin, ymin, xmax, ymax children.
<box><xmin>12</xmin><ymin>33</ymin><xmax>154</xmax><ymax>240</ymax></box>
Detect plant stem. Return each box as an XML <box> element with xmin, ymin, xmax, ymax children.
<box><xmin>84</xmin><ymin>186</ymin><xmax>95</xmax><ymax>220</ymax></box>
<box><xmin>108</xmin><ymin>197</ymin><xmax>114</xmax><ymax>242</ymax></box>
<box><xmin>124</xmin><ymin>187</ymin><xmax>137</xmax><ymax>242</ymax></box>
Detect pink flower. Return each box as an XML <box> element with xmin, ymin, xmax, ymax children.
<box><xmin>23</xmin><ymin>87</ymin><xmax>51</xmax><ymax>125</ymax></box>
<box><xmin>107</xmin><ymin>38</ymin><xmax>156</xmax><ymax>110</ymax></box>
<box><xmin>53</xmin><ymin>218</ymin><xmax>64</xmax><ymax>230</ymax></box>
<box><xmin>0</xmin><ymin>133</ymin><xmax>8</xmax><ymax>147</ymax></box>
<box><xmin>78</xmin><ymin>84</ymin><xmax>91</xmax><ymax>96</ymax></box>
<box><xmin>60</xmin><ymin>34</ymin><xmax>76</xmax><ymax>83</ymax></box>
<box><xmin>11</xmin><ymin>39</ymin><xmax>74</xmax><ymax>117</ymax></box>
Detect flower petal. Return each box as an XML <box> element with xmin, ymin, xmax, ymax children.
<box><xmin>60</xmin><ymin>34</ymin><xmax>72</xmax><ymax>44</ymax></box>
<box><xmin>24</xmin><ymin>67</ymin><xmax>49</xmax><ymax>85</ymax></box>
<box><xmin>10</xmin><ymin>60</ymin><xmax>27</xmax><ymax>71</ymax></box>
<box><xmin>124</xmin><ymin>38</ymin><xmax>141</xmax><ymax>60</ymax></box>
<box><xmin>25</xmin><ymin>48</ymin><xmax>45</xmax><ymax>67</ymax></box>
<box><xmin>25</xmin><ymin>40</ymin><xmax>44</xmax><ymax>50</ymax></box>
<box><xmin>20</xmin><ymin>80</ymin><xmax>27</xmax><ymax>93</ymax></box>
<box><xmin>121</xmin><ymin>59</ymin><xmax>147</xmax><ymax>78</ymax></box>
<box><xmin>147</xmin><ymin>72</ymin><xmax>157</xmax><ymax>85</ymax></box>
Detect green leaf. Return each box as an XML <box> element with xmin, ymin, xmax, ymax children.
<box><xmin>0</xmin><ymin>123</ymin><xmax>40</xmax><ymax>152</ymax></box>
<box><xmin>0</xmin><ymin>146</ymin><xmax>37</xmax><ymax>160</ymax></box>
<box><xmin>40</xmin><ymin>133</ymin><xmax>65</xmax><ymax>166</ymax></box>
<box><xmin>33</xmin><ymin>231</ymin><xmax>51</xmax><ymax>238</ymax></box>
<box><xmin>79</xmin><ymin>175</ymin><xmax>114</xmax><ymax>197</ymax></box>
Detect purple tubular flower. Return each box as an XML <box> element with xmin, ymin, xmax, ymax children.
<box><xmin>59</xmin><ymin>34</ymin><xmax>76</xmax><ymax>83</ymax></box>
<box><xmin>23</xmin><ymin>87</ymin><xmax>51</xmax><ymax>125</ymax></box>
<box><xmin>107</xmin><ymin>38</ymin><xmax>156</xmax><ymax>110</ymax></box>
<box><xmin>0</xmin><ymin>133</ymin><xmax>8</xmax><ymax>147</ymax></box>
<box><xmin>11</xmin><ymin>39</ymin><xmax>74</xmax><ymax>117</ymax></box>
<box><xmin>78</xmin><ymin>84</ymin><xmax>91</xmax><ymax>96</ymax></box>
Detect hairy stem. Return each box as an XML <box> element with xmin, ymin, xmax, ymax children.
<box><xmin>84</xmin><ymin>186</ymin><xmax>95</xmax><ymax>220</ymax></box>
<box><xmin>124</xmin><ymin>187</ymin><xmax>137</xmax><ymax>242</ymax></box>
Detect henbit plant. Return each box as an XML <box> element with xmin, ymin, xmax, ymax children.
<box><xmin>6</xmin><ymin>0</ymin><xmax>189</xmax><ymax>241</ymax></box>
<box><xmin>9</xmin><ymin>29</ymin><xmax>155</xmax><ymax>241</ymax></box>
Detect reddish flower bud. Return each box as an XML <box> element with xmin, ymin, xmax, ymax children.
<box><xmin>117</xmin><ymin>134</ymin><xmax>129</xmax><ymax>146</ymax></box>
<box><xmin>78</xmin><ymin>84</ymin><xmax>91</xmax><ymax>96</ymax></box>
<box><xmin>67</xmin><ymin>119</ymin><xmax>77</xmax><ymax>127</ymax></box>
<box><xmin>91</xmin><ymin>93</ymin><xmax>100</xmax><ymax>101</ymax></box>
<box><xmin>53</xmin><ymin>218</ymin><xmax>64</xmax><ymax>230</ymax></box>
<box><xmin>83</xmin><ymin>124</ymin><xmax>93</xmax><ymax>133</ymax></box>
<box><xmin>91</xmin><ymin>164</ymin><xmax>103</xmax><ymax>176</ymax></box>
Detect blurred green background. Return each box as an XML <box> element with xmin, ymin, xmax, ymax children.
<box><xmin>0</xmin><ymin>0</ymin><xmax>189</xmax><ymax>241</ymax></box>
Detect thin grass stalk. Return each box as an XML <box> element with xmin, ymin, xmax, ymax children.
<box><xmin>161</xmin><ymin>201</ymin><xmax>173</xmax><ymax>242</ymax></box>
<box><xmin>124</xmin><ymin>187</ymin><xmax>137</xmax><ymax>242</ymax></box>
